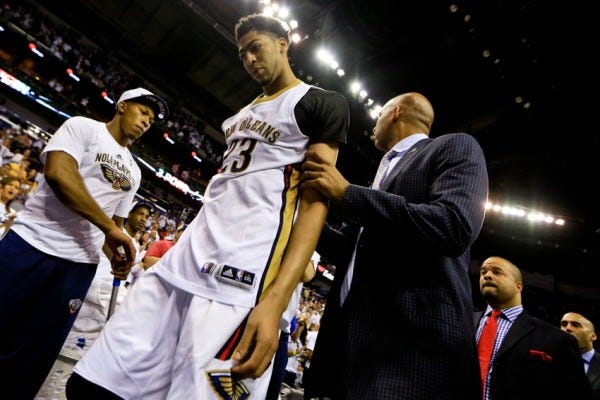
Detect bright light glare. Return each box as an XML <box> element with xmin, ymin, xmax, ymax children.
<box><xmin>278</xmin><ymin>7</ymin><xmax>290</xmax><ymax>19</ymax></box>
<box><xmin>316</xmin><ymin>48</ymin><xmax>334</xmax><ymax>64</ymax></box>
<box><xmin>485</xmin><ymin>200</ymin><xmax>566</xmax><ymax>226</ymax></box>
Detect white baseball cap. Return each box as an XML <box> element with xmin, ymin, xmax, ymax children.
<box><xmin>117</xmin><ymin>87</ymin><xmax>169</xmax><ymax>120</ymax></box>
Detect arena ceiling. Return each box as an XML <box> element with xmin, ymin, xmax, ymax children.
<box><xmin>30</xmin><ymin>0</ymin><xmax>598</xmax><ymax>287</ymax></box>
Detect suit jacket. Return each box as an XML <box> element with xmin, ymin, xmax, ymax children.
<box><xmin>473</xmin><ymin>311</ymin><xmax>593</xmax><ymax>400</ymax></box>
<box><xmin>304</xmin><ymin>133</ymin><xmax>488</xmax><ymax>399</ymax></box>
<box><xmin>589</xmin><ymin>350</ymin><xmax>600</xmax><ymax>400</ymax></box>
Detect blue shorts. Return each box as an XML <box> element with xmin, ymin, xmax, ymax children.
<box><xmin>0</xmin><ymin>230</ymin><xmax>97</xmax><ymax>399</ymax></box>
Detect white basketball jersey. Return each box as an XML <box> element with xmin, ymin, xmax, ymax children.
<box><xmin>155</xmin><ymin>82</ymin><xmax>317</xmax><ymax>307</ymax></box>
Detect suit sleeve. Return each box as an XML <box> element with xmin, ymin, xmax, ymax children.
<box><xmin>340</xmin><ymin>133</ymin><xmax>488</xmax><ymax>256</ymax></box>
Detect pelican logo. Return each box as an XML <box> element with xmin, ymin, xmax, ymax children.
<box><xmin>68</xmin><ymin>298</ymin><xmax>82</xmax><ymax>314</ymax></box>
<box><xmin>101</xmin><ymin>164</ymin><xmax>132</xmax><ymax>191</ymax></box>
<box><xmin>206</xmin><ymin>370</ymin><xmax>250</xmax><ymax>400</ymax></box>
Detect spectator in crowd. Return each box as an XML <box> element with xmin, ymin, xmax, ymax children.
<box><xmin>0</xmin><ymin>87</ymin><xmax>168</xmax><ymax>398</ymax></box>
<box><xmin>136</xmin><ymin>229</ymin><xmax>154</xmax><ymax>254</ymax></box>
<box><xmin>475</xmin><ymin>256</ymin><xmax>592</xmax><ymax>400</ymax></box>
<box><xmin>300</xmin><ymin>92</ymin><xmax>487</xmax><ymax>399</ymax></box>
<box><xmin>67</xmin><ymin>12</ymin><xmax>348</xmax><ymax>399</ymax></box>
<box><xmin>282</xmin><ymin>315</ymin><xmax>305</xmax><ymax>389</ymax></box>
<box><xmin>0</xmin><ymin>137</ymin><xmax>14</xmax><ymax>165</ymax></box>
<box><xmin>121</xmin><ymin>201</ymin><xmax>154</xmax><ymax>286</ymax></box>
<box><xmin>0</xmin><ymin>175</ymin><xmax>20</xmax><ymax>238</ymax></box>
<box><xmin>10</xmin><ymin>147</ymin><xmax>31</xmax><ymax>164</ymax></box>
<box><xmin>141</xmin><ymin>223</ymin><xmax>187</xmax><ymax>269</ymax></box>
<box><xmin>560</xmin><ymin>311</ymin><xmax>600</xmax><ymax>399</ymax></box>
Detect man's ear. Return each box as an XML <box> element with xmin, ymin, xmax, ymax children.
<box><xmin>278</xmin><ymin>37</ymin><xmax>288</xmax><ymax>53</ymax></box>
<box><xmin>116</xmin><ymin>101</ymin><xmax>127</xmax><ymax>114</ymax></box>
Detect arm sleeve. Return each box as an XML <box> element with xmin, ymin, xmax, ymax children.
<box><xmin>295</xmin><ymin>88</ymin><xmax>349</xmax><ymax>144</ymax></box>
<box><xmin>41</xmin><ymin>116</ymin><xmax>93</xmax><ymax>166</ymax></box>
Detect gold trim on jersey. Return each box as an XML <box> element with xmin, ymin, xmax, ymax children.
<box><xmin>258</xmin><ymin>165</ymin><xmax>301</xmax><ymax>302</ymax></box>
<box><xmin>251</xmin><ymin>79</ymin><xmax>303</xmax><ymax>105</ymax></box>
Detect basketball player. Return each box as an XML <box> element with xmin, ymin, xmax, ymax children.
<box><xmin>0</xmin><ymin>87</ymin><xmax>168</xmax><ymax>398</ymax></box>
<box><xmin>67</xmin><ymin>13</ymin><xmax>349</xmax><ymax>399</ymax></box>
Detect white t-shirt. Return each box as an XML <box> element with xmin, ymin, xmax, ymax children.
<box><xmin>285</xmin><ymin>335</ymin><xmax>300</xmax><ymax>374</ymax></box>
<box><xmin>11</xmin><ymin>116</ymin><xmax>140</xmax><ymax>263</ymax></box>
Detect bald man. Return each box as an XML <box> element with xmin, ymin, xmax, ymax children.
<box><xmin>475</xmin><ymin>256</ymin><xmax>592</xmax><ymax>400</ymax></box>
<box><xmin>561</xmin><ymin>312</ymin><xmax>600</xmax><ymax>399</ymax></box>
<box><xmin>301</xmin><ymin>92</ymin><xmax>488</xmax><ymax>399</ymax></box>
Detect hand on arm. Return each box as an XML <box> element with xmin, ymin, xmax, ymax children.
<box><xmin>300</xmin><ymin>148</ymin><xmax>349</xmax><ymax>203</ymax></box>
<box><xmin>230</xmin><ymin>142</ymin><xmax>338</xmax><ymax>379</ymax></box>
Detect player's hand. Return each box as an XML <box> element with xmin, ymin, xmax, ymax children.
<box><xmin>300</xmin><ymin>149</ymin><xmax>349</xmax><ymax>203</ymax></box>
<box><xmin>105</xmin><ymin>227</ymin><xmax>136</xmax><ymax>280</ymax></box>
<box><xmin>230</xmin><ymin>299</ymin><xmax>281</xmax><ymax>379</ymax></box>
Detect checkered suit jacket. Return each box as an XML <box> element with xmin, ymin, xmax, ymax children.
<box><xmin>305</xmin><ymin>133</ymin><xmax>487</xmax><ymax>399</ymax></box>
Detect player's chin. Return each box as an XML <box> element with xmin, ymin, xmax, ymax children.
<box><xmin>127</xmin><ymin>132</ymin><xmax>143</xmax><ymax>142</ymax></box>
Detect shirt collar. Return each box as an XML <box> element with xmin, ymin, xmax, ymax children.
<box><xmin>390</xmin><ymin>133</ymin><xmax>428</xmax><ymax>155</ymax></box>
<box><xmin>582</xmin><ymin>348</ymin><xmax>595</xmax><ymax>363</ymax></box>
<box><xmin>483</xmin><ymin>304</ymin><xmax>523</xmax><ymax>322</ymax></box>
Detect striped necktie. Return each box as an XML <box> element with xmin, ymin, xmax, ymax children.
<box><xmin>339</xmin><ymin>148</ymin><xmax>400</xmax><ymax>305</ymax></box>
<box><xmin>372</xmin><ymin>149</ymin><xmax>398</xmax><ymax>189</ymax></box>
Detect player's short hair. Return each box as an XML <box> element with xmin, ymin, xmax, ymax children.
<box><xmin>234</xmin><ymin>13</ymin><xmax>290</xmax><ymax>43</ymax></box>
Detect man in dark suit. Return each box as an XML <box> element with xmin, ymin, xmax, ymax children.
<box><xmin>560</xmin><ymin>311</ymin><xmax>600</xmax><ymax>399</ymax></box>
<box><xmin>300</xmin><ymin>92</ymin><xmax>487</xmax><ymax>399</ymax></box>
<box><xmin>475</xmin><ymin>256</ymin><xmax>592</xmax><ymax>400</ymax></box>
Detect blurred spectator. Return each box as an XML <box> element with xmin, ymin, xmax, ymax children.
<box><xmin>0</xmin><ymin>176</ymin><xmax>20</xmax><ymax>237</ymax></box>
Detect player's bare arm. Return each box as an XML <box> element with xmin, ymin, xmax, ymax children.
<box><xmin>231</xmin><ymin>142</ymin><xmax>338</xmax><ymax>379</ymax></box>
<box><xmin>44</xmin><ymin>150</ymin><xmax>137</xmax><ymax>266</ymax></box>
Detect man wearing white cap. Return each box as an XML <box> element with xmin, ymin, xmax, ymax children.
<box><xmin>0</xmin><ymin>87</ymin><xmax>168</xmax><ymax>398</ymax></box>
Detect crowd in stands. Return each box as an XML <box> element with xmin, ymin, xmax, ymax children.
<box><xmin>0</xmin><ymin>0</ymin><xmax>225</xmax><ymax>186</ymax></box>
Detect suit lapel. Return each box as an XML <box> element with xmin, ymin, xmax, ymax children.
<box><xmin>588</xmin><ymin>352</ymin><xmax>600</xmax><ymax>385</ymax></box>
<box><xmin>495</xmin><ymin>313</ymin><xmax>535</xmax><ymax>358</ymax></box>
<box><xmin>380</xmin><ymin>138</ymin><xmax>431</xmax><ymax>190</ymax></box>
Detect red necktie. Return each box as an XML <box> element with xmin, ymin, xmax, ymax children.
<box><xmin>478</xmin><ymin>309</ymin><xmax>501</xmax><ymax>389</ymax></box>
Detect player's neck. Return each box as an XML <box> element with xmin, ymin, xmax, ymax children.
<box><xmin>256</xmin><ymin>77</ymin><xmax>302</xmax><ymax>104</ymax></box>
<box><xmin>262</xmin><ymin>66</ymin><xmax>300</xmax><ymax>95</ymax></box>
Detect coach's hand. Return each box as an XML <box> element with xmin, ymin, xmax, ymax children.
<box><xmin>231</xmin><ymin>298</ymin><xmax>281</xmax><ymax>379</ymax></box>
<box><xmin>300</xmin><ymin>149</ymin><xmax>349</xmax><ymax>203</ymax></box>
